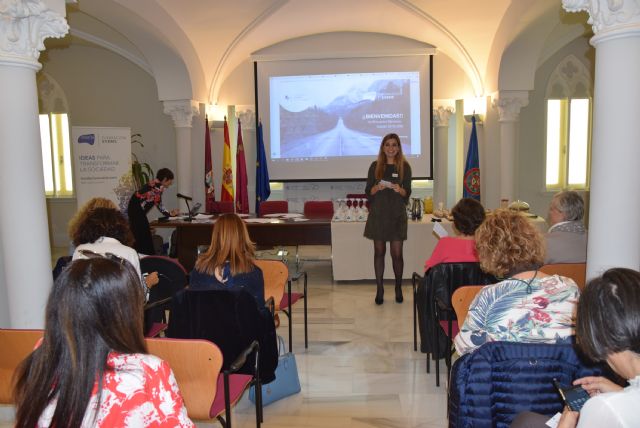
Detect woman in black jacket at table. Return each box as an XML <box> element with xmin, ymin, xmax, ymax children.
<box><xmin>127</xmin><ymin>168</ymin><xmax>178</xmax><ymax>255</ymax></box>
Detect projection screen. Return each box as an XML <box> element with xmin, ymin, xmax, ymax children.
<box><xmin>255</xmin><ymin>55</ymin><xmax>433</xmax><ymax>181</ymax></box>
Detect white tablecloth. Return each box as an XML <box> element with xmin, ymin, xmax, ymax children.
<box><xmin>330</xmin><ymin>214</ymin><xmax>548</xmax><ymax>281</ymax></box>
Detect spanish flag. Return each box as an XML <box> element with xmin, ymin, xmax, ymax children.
<box><xmin>220</xmin><ymin>117</ymin><xmax>234</xmax><ymax>202</ymax></box>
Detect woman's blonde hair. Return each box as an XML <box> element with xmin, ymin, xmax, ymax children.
<box><xmin>375</xmin><ymin>133</ymin><xmax>407</xmax><ymax>181</ymax></box>
<box><xmin>474</xmin><ymin>209</ymin><xmax>545</xmax><ymax>277</ymax></box>
<box><xmin>194</xmin><ymin>213</ymin><xmax>256</xmax><ymax>276</ymax></box>
<box><xmin>68</xmin><ymin>197</ymin><xmax>118</xmax><ymax>241</ymax></box>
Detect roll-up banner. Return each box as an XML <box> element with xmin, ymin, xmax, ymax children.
<box><xmin>71</xmin><ymin>127</ymin><xmax>131</xmax><ymax>212</ymax></box>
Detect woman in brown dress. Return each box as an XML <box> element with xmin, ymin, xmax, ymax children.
<box><xmin>364</xmin><ymin>133</ymin><xmax>412</xmax><ymax>305</ymax></box>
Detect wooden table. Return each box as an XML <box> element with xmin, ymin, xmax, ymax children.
<box><xmin>152</xmin><ymin>216</ymin><xmax>332</xmax><ymax>271</ymax></box>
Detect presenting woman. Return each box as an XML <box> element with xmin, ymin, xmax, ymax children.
<box><xmin>127</xmin><ymin>168</ymin><xmax>179</xmax><ymax>255</ymax></box>
<box><xmin>364</xmin><ymin>133</ymin><xmax>412</xmax><ymax>305</ymax></box>
<box><xmin>13</xmin><ymin>257</ymin><xmax>194</xmax><ymax>427</ymax></box>
<box><xmin>190</xmin><ymin>213</ymin><xmax>266</xmax><ymax>308</ymax></box>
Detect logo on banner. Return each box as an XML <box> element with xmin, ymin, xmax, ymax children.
<box><xmin>78</xmin><ymin>134</ymin><xmax>95</xmax><ymax>145</ymax></box>
<box><xmin>464</xmin><ymin>167</ymin><xmax>480</xmax><ymax>196</ymax></box>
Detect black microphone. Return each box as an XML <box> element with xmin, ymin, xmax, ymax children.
<box><xmin>176</xmin><ymin>193</ymin><xmax>193</xmax><ymax>200</ymax></box>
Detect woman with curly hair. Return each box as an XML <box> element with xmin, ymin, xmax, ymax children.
<box><xmin>67</xmin><ymin>197</ymin><xmax>118</xmax><ymax>244</ymax></box>
<box><xmin>453</xmin><ymin>209</ymin><xmax>580</xmax><ymax>355</ymax></box>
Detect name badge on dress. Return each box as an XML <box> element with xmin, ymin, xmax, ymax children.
<box><xmin>392</xmin><ymin>173</ymin><xmax>398</xmax><ymax>178</ymax></box>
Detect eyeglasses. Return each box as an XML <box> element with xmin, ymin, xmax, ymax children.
<box><xmin>78</xmin><ymin>249</ymin><xmax>126</xmax><ymax>265</ymax></box>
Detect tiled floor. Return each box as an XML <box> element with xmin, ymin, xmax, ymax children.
<box><xmin>3</xmin><ymin>257</ymin><xmax>449</xmax><ymax>428</ymax></box>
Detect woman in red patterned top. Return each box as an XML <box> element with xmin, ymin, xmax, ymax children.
<box><xmin>127</xmin><ymin>168</ymin><xmax>179</xmax><ymax>255</ymax></box>
<box><xmin>13</xmin><ymin>257</ymin><xmax>194</xmax><ymax>428</ymax></box>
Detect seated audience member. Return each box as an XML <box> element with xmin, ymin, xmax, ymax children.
<box><xmin>454</xmin><ymin>209</ymin><xmax>579</xmax><ymax>355</ymax></box>
<box><xmin>67</xmin><ymin>197</ymin><xmax>118</xmax><ymax>252</ymax></box>
<box><xmin>13</xmin><ymin>258</ymin><xmax>194</xmax><ymax>427</ymax></box>
<box><xmin>511</xmin><ymin>268</ymin><xmax>640</xmax><ymax>428</ymax></box>
<box><xmin>424</xmin><ymin>198</ymin><xmax>485</xmax><ymax>271</ymax></box>
<box><xmin>71</xmin><ymin>207</ymin><xmax>158</xmax><ymax>292</ymax></box>
<box><xmin>545</xmin><ymin>190</ymin><xmax>587</xmax><ymax>263</ymax></box>
<box><xmin>190</xmin><ymin>213</ymin><xmax>266</xmax><ymax>307</ymax></box>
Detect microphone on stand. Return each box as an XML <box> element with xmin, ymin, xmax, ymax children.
<box><xmin>176</xmin><ymin>193</ymin><xmax>194</xmax><ymax>221</ymax></box>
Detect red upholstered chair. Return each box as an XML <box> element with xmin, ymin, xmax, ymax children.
<box><xmin>303</xmin><ymin>200</ymin><xmax>334</xmax><ymax>218</ymax></box>
<box><xmin>0</xmin><ymin>329</ymin><xmax>44</xmax><ymax>405</ymax></box>
<box><xmin>257</xmin><ymin>200</ymin><xmax>288</xmax><ymax>217</ymax></box>
<box><xmin>209</xmin><ymin>201</ymin><xmax>234</xmax><ymax>214</ymax></box>
<box><xmin>146</xmin><ymin>338</ymin><xmax>262</xmax><ymax>427</ymax></box>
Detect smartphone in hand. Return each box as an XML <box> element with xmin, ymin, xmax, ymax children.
<box><xmin>553</xmin><ymin>378</ymin><xmax>590</xmax><ymax>412</ymax></box>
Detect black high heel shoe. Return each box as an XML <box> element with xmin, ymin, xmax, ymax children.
<box><xmin>395</xmin><ymin>285</ymin><xmax>403</xmax><ymax>303</ymax></box>
<box><xmin>375</xmin><ymin>287</ymin><xmax>384</xmax><ymax>305</ymax></box>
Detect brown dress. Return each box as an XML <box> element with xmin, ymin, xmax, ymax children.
<box><xmin>363</xmin><ymin>161</ymin><xmax>412</xmax><ymax>241</ymax></box>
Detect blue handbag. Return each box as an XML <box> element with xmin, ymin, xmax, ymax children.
<box><xmin>249</xmin><ymin>336</ymin><xmax>301</xmax><ymax>405</ymax></box>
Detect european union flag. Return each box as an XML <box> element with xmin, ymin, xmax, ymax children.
<box><xmin>255</xmin><ymin>122</ymin><xmax>271</xmax><ymax>212</ymax></box>
<box><xmin>463</xmin><ymin>116</ymin><xmax>480</xmax><ymax>201</ymax></box>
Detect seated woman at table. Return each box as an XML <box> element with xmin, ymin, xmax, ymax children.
<box><xmin>424</xmin><ymin>198</ymin><xmax>485</xmax><ymax>271</ymax></box>
<box><xmin>453</xmin><ymin>209</ymin><xmax>580</xmax><ymax>355</ymax></box>
<box><xmin>13</xmin><ymin>257</ymin><xmax>193</xmax><ymax>427</ymax></box>
<box><xmin>190</xmin><ymin>213</ymin><xmax>265</xmax><ymax>307</ymax></box>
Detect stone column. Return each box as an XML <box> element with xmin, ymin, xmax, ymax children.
<box><xmin>492</xmin><ymin>91</ymin><xmax>529</xmax><ymax>203</ymax></box>
<box><xmin>163</xmin><ymin>100</ymin><xmax>199</xmax><ymax>211</ymax></box>
<box><xmin>563</xmin><ymin>0</ymin><xmax>640</xmax><ymax>277</ymax></box>
<box><xmin>0</xmin><ymin>1</ymin><xmax>68</xmax><ymax>327</ymax></box>
<box><xmin>433</xmin><ymin>106</ymin><xmax>454</xmax><ymax>207</ymax></box>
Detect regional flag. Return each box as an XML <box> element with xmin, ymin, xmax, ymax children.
<box><xmin>235</xmin><ymin>118</ymin><xmax>249</xmax><ymax>214</ymax></box>
<box><xmin>220</xmin><ymin>117</ymin><xmax>234</xmax><ymax>202</ymax></box>
<box><xmin>463</xmin><ymin>115</ymin><xmax>480</xmax><ymax>201</ymax></box>
<box><xmin>204</xmin><ymin>115</ymin><xmax>216</xmax><ymax>213</ymax></box>
<box><xmin>255</xmin><ymin>121</ymin><xmax>270</xmax><ymax>212</ymax></box>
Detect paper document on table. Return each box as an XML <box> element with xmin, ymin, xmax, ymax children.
<box><xmin>244</xmin><ymin>218</ymin><xmax>276</xmax><ymax>223</ymax></box>
<box><xmin>194</xmin><ymin>213</ymin><xmax>213</xmax><ymax>220</ymax></box>
<box><xmin>433</xmin><ymin>222</ymin><xmax>448</xmax><ymax>238</ymax></box>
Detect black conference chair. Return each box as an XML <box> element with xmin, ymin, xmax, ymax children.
<box><xmin>166</xmin><ymin>288</ymin><xmax>279</xmax><ymax>384</ymax></box>
<box><xmin>413</xmin><ymin>262</ymin><xmax>496</xmax><ymax>386</ymax></box>
<box><xmin>140</xmin><ymin>255</ymin><xmax>188</xmax><ymax>335</ymax></box>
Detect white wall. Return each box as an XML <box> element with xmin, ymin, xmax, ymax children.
<box><xmin>517</xmin><ymin>35</ymin><xmax>594</xmax><ymax>217</ymax></box>
<box><xmin>40</xmin><ymin>39</ymin><xmax>176</xmax><ymax>247</ymax></box>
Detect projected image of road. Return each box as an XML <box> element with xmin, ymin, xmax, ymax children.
<box><xmin>271</xmin><ymin>71</ymin><xmax>417</xmax><ymax>159</ymax></box>
<box><xmin>281</xmin><ymin>118</ymin><xmax>380</xmax><ymax>157</ymax></box>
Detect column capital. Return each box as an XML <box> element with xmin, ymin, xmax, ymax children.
<box><xmin>492</xmin><ymin>91</ymin><xmax>529</xmax><ymax>123</ymax></box>
<box><xmin>433</xmin><ymin>106</ymin><xmax>454</xmax><ymax>127</ymax></box>
<box><xmin>0</xmin><ymin>0</ymin><xmax>69</xmax><ymax>69</ymax></box>
<box><xmin>563</xmin><ymin>0</ymin><xmax>640</xmax><ymax>42</ymax></box>
<box><xmin>163</xmin><ymin>100</ymin><xmax>199</xmax><ymax>128</ymax></box>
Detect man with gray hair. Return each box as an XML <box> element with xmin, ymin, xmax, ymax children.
<box><xmin>545</xmin><ymin>190</ymin><xmax>587</xmax><ymax>263</ymax></box>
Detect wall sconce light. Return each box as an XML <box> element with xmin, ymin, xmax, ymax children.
<box><xmin>206</xmin><ymin>104</ymin><xmax>227</xmax><ymax>128</ymax></box>
<box><xmin>463</xmin><ymin>96</ymin><xmax>486</xmax><ymax>123</ymax></box>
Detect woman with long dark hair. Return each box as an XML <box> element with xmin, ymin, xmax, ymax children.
<box><xmin>364</xmin><ymin>133</ymin><xmax>412</xmax><ymax>305</ymax></box>
<box><xmin>13</xmin><ymin>258</ymin><xmax>193</xmax><ymax>427</ymax></box>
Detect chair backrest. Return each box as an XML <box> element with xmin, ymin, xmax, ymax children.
<box><xmin>448</xmin><ymin>341</ymin><xmax>603</xmax><ymax>428</ymax></box>
<box><xmin>540</xmin><ymin>263</ymin><xmax>587</xmax><ymax>289</ymax></box>
<box><xmin>146</xmin><ymin>338</ymin><xmax>223</xmax><ymax>420</ymax></box>
<box><xmin>303</xmin><ymin>200</ymin><xmax>334</xmax><ymax>218</ymax></box>
<box><xmin>0</xmin><ymin>329</ymin><xmax>44</xmax><ymax>403</ymax></box>
<box><xmin>166</xmin><ymin>288</ymin><xmax>278</xmax><ymax>383</ymax></box>
<box><xmin>209</xmin><ymin>201</ymin><xmax>234</xmax><ymax>214</ymax></box>
<box><xmin>253</xmin><ymin>259</ymin><xmax>287</xmax><ymax>310</ymax></box>
<box><xmin>257</xmin><ymin>200</ymin><xmax>288</xmax><ymax>217</ymax></box>
<box><xmin>140</xmin><ymin>256</ymin><xmax>188</xmax><ymax>302</ymax></box>
<box><xmin>417</xmin><ymin>262</ymin><xmax>496</xmax><ymax>355</ymax></box>
<box><xmin>451</xmin><ymin>285</ymin><xmax>484</xmax><ymax>323</ymax></box>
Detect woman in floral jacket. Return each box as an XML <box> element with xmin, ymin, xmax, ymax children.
<box><xmin>454</xmin><ymin>209</ymin><xmax>580</xmax><ymax>355</ymax></box>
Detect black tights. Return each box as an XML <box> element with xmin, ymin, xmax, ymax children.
<box><xmin>373</xmin><ymin>240</ymin><xmax>404</xmax><ymax>289</ymax></box>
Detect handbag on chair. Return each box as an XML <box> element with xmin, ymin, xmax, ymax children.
<box><xmin>249</xmin><ymin>335</ymin><xmax>301</xmax><ymax>405</ymax></box>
